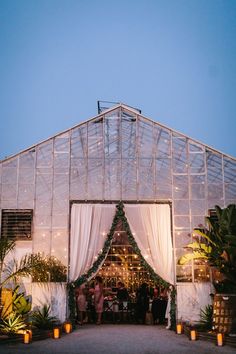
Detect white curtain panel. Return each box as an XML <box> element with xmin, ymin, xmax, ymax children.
<box><xmin>176</xmin><ymin>283</ymin><xmax>214</xmax><ymax>322</ymax></box>
<box><xmin>124</xmin><ymin>204</ymin><xmax>174</xmax><ymax>284</ymax></box>
<box><xmin>69</xmin><ymin>204</ymin><xmax>116</xmax><ymax>281</ymax></box>
<box><xmin>30</xmin><ymin>283</ymin><xmax>67</xmax><ymax>322</ymax></box>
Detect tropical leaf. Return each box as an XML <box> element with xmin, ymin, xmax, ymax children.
<box><xmin>31</xmin><ymin>304</ymin><xmax>59</xmax><ymax>330</ymax></box>
<box><xmin>0</xmin><ymin>312</ymin><xmax>26</xmax><ymax>334</ymax></box>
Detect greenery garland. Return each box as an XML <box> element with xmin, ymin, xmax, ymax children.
<box><xmin>68</xmin><ymin>202</ymin><xmax>176</xmax><ymax>328</ymax></box>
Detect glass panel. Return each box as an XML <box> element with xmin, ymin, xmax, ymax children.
<box><xmin>190</xmin><ymin>200</ymin><xmax>206</xmax><ymax>215</ymax></box>
<box><xmin>104</xmin><ymin>159</ymin><xmax>121</xmax><ymax>200</ymax></box>
<box><xmin>206</xmin><ymin>151</ymin><xmax>223</xmax><ymax>183</ymax></box>
<box><xmin>174</xmin><ymin>200</ymin><xmax>189</xmax><ymax>215</ymax></box>
<box><xmin>52</xmin><ymin>214</ymin><xmax>68</xmax><ymax>228</ymax></box>
<box><xmin>53</xmin><ymin>174</ymin><xmax>69</xmax><ymax>200</ymax></box>
<box><xmin>53</xmin><ymin>199</ymin><xmax>69</xmax><ymax>214</ymax></box>
<box><xmin>35</xmin><ymin>173</ymin><xmax>53</xmax><ymax>201</ymax></box>
<box><xmin>71</xmin><ymin>125</ymin><xmax>87</xmax><ymax>158</ymax></box>
<box><xmin>54</xmin><ymin>153</ymin><xmax>70</xmax><ymax>169</ymax></box>
<box><xmin>121</xmin><ymin>112</ymin><xmax>136</xmax><ymax>158</ymax></box>
<box><xmin>1</xmin><ymin>185</ymin><xmax>17</xmax><ymax>200</ymax></box>
<box><xmin>155</xmin><ymin>127</ymin><xmax>171</xmax><ymax>157</ymax></box>
<box><xmin>224</xmin><ymin>157</ymin><xmax>236</xmax><ymax>183</ymax></box>
<box><xmin>190</xmin><ymin>183</ymin><xmax>205</xmax><ymax>199</ymax></box>
<box><xmin>208</xmin><ymin>184</ymin><xmax>223</xmax><ymax>199</ymax></box>
<box><xmin>51</xmin><ymin>229</ymin><xmax>68</xmax><ymax>263</ymax></box>
<box><xmin>173</xmin><ymin>175</ymin><xmax>189</xmax><ymax>199</ymax></box>
<box><xmin>70</xmin><ymin>158</ymin><xmax>87</xmax><ymax>199</ymax></box>
<box><xmin>174</xmin><ymin>216</ymin><xmax>190</xmax><ymax>229</ymax></box>
<box><xmin>174</xmin><ymin>230</ymin><xmax>191</xmax><ymax>247</ymax></box>
<box><xmin>19</xmin><ymin>151</ymin><xmax>35</xmax><ymax>168</ymax></box>
<box><xmin>54</xmin><ymin>136</ymin><xmax>70</xmax><ymax>152</ymax></box>
<box><xmin>189</xmin><ymin>153</ymin><xmax>205</xmax><ymax>174</ymax></box>
<box><xmin>33</xmin><ymin>229</ymin><xmax>51</xmax><ymax>254</ymax></box>
<box><xmin>225</xmin><ymin>184</ymin><xmax>236</xmax><ymax>200</ymax></box>
<box><xmin>87</xmin><ymin>159</ymin><xmax>103</xmax><ymax>199</ymax></box>
<box><xmin>191</xmin><ymin>215</ymin><xmax>205</xmax><ymax>229</ymax></box>
<box><xmin>19</xmin><ymin>168</ymin><xmax>35</xmax><ymax>184</ymax></box>
<box><xmin>172</xmin><ymin>137</ymin><xmax>188</xmax><ymax>173</ymax></box>
<box><xmin>2</xmin><ymin>167</ymin><xmax>17</xmax><ymax>184</ymax></box>
<box><xmin>2</xmin><ymin>157</ymin><xmax>17</xmax><ymax>168</ymax></box>
<box><xmin>138</xmin><ymin>158</ymin><xmax>154</xmax><ymax>199</ymax></box>
<box><xmin>189</xmin><ymin>141</ymin><xmax>204</xmax><ymax>152</ymax></box>
<box><xmin>36</xmin><ymin>141</ymin><xmax>53</xmax><ymax>167</ymax></box>
<box><xmin>194</xmin><ymin>264</ymin><xmax>210</xmax><ymax>282</ymax></box>
<box><xmin>18</xmin><ymin>185</ymin><xmax>35</xmax><ymax>201</ymax></box>
<box><xmin>156</xmin><ymin>158</ymin><xmax>172</xmax><ymax>198</ymax></box>
<box><xmin>121</xmin><ymin>159</ymin><xmax>137</xmax><ymax>199</ymax></box>
<box><xmin>34</xmin><ymin>214</ymin><xmax>51</xmax><ymax>228</ymax></box>
<box><xmin>104</xmin><ymin>115</ymin><xmax>120</xmax><ymax>158</ymax></box>
<box><xmin>88</xmin><ymin>120</ymin><xmax>103</xmax><ymax>158</ymax></box>
<box><xmin>138</xmin><ymin>118</ymin><xmax>153</xmax><ymax>157</ymax></box>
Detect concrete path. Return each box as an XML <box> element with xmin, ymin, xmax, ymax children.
<box><xmin>0</xmin><ymin>324</ymin><xmax>235</xmax><ymax>354</ymax></box>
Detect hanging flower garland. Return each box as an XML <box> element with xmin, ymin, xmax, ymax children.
<box><xmin>68</xmin><ymin>202</ymin><xmax>176</xmax><ymax>328</ymax></box>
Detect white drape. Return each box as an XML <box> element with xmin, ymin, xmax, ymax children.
<box><xmin>177</xmin><ymin>283</ymin><xmax>214</xmax><ymax>322</ymax></box>
<box><xmin>69</xmin><ymin>204</ymin><xmax>116</xmax><ymax>281</ymax></box>
<box><xmin>124</xmin><ymin>204</ymin><xmax>174</xmax><ymax>284</ymax></box>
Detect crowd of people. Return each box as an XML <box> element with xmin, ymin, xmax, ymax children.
<box><xmin>75</xmin><ymin>276</ymin><xmax>168</xmax><ymax>326</ymax></box>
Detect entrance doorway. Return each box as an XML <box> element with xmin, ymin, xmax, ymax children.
<box><xmin>96</xmin><ymin>220</ymin><xmax>156</xmax><ymax>294</ymax></box>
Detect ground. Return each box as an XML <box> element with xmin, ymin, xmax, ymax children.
<box><xmin>0</xmin><ymin>324</ymin><xmax>235</xmax><ymax>354</ymax></box>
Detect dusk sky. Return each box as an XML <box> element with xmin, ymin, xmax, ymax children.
<box><xmin>0</xmin><ymin>0</ymin><xmax>236</xmax><ymax>160</ymax></box>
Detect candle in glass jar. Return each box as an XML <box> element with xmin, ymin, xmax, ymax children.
<box><xmin>53</xmin><ymin>327</ymin><xmax>60</xmax><ymax>339</ymax></box>
<box><xmin>65</xmin><ymin>322</ymin><xmax>72</xmax><ymax>333</ymax></box>
<box><xmin>190</xmin><ymin>329</ymin><xmax>196</xmax><ymax>341</ymax></box>
<box><xmin>176</xmin><ymin>324</ymin><xmax>182</xmax><ymax>334</ymax></box>
<box><xmin>217</xmin><ymin>333</ymin><xmax>223</xmax><ymax>346</ymax></box>
<box><xmin>23</xmin><ymin>331</ymin><xmax>30</xmax><ymax>344</ymax></box>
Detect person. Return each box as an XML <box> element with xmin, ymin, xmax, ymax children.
<box><xmin>157</xmin><ymin>288</ymin><xmax>168</xmax><ymax>325</ymax></box>
<box><xmin>135</xmin><ymin>283</ymin><xmax>149</xmax><ymax>324</ymax></box>
<box><xmin>75</xmin><ymin>283</ymin><xmax>87</xmax><ymax>325</ymax></box>
<box><xmin>151</xmin><ymin>287</ymin><xmax>159</xmax><ymax>324</ymax></box>
<box><xmin>117</xmin><ymin>281</ymin><xmax>129</xmax><ymax>322</ymax></box>
<box><xmin>87</xmin><ymin>281</ymin><xmax>96</xmax><ymax>324</ymax></box>
<box><xmin>117</xmin><ymin>281</ymin><xmax>129</xmax><ymax>302</ymax></box>
<box><xmin>94</xmin><ymin>276</ymin><xmax>104</xmax><ymax>325</ymax></box>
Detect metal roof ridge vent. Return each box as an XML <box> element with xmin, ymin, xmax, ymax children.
<box><xmin>97</xmin><ymin>100</ymin><xmax>141</xmax><ymax>114</ymax></box>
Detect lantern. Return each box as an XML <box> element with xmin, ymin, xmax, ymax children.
<box><xmin>216</xmin><ymin>333</ymin><xmax>224</xmax><ymax>347</ymax></box>
<box><xmin>23</xmin><ymin>331</ymin><xmax>30</xmax><ymax>344</ymax></box>
<box><xmin>64</xmin><ymin>322</ymin><xmax>72</xmax><ymax>334</ymax></box>
<box><xmin>176</xmin><ymin>323</ymin><xmax>183</xmax><ymax>334</ymax></box>
<box><xmin>190</xmin><ymin>329</ymin><xmax>197</xmax><ymax>341</ymax></box>
<box><xmin>53</xmin><ymin>327</ymin><xmax>60</xmax><ymax>339</ymax></box>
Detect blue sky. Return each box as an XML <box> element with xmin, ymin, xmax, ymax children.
<box><xmin>0</xmin><ymin>0</ymin><xmax>236</xmax><ymax>160</ymax></box>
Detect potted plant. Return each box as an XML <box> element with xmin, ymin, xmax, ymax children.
<box><xmin>178</xmin><ymin>204</ymin><xmax>236</xmax><ymax>334</ymax></box>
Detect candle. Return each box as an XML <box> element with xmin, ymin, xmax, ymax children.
<box><xmin>190</xmin><ymin>329</ymin><xmax>196</xmax><ymax>341</ymax></box>
<box><xmin>64</xmin><ymin>322</ymin><xmax>72</xmax><ymax>334</ymax></box>
<box><xmin>53</xmin><ymin>327</ymin><xmax>60</xmax><ymax>339</ymax></box>
<box><xmin>217</xmin><ymin>333</ymin><xmax>223</xmax><ymax>346</ymax></box>
<box><xmin>23</xmin><ymin>332</ymin><xmax>30</xmax><ymax>344</ymax></box>
<box><xmin>176</xmin><ymin>323</ymin><xmax>182</xmax><ymax>334</ymax></box>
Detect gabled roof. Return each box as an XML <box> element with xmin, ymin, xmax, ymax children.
<box><xmin>1</xmin><ymin>103</ymin><xmax>235</xmax><ymax>162</ymax></box>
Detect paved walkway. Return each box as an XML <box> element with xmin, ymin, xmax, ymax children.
<box><xmin>0</xmin><ymin>324</ymin><xmax>235</xmax><ymax>354</ymax></box>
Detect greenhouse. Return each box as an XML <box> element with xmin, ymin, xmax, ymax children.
<box><xmin>0</xmin><ymin>103</ymin><xmax>236</xmax><ymax>323</ymax></box>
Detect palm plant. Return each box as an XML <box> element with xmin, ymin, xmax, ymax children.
<box><xmin>178</xmin><ymin>204</ymin><xmax>236</xmax><ymax>293</ymax></box>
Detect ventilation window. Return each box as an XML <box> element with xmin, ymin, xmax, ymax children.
<box><xmin>1</xmin><ymin>209</ymin><xmax>33</xmax><ymax>240</ymax></box>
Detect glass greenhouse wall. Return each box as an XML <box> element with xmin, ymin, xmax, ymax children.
<box><xmin>1</xmin><ymin>103</ymin><xmax>236</xmax><ymax>286</ymax></box>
